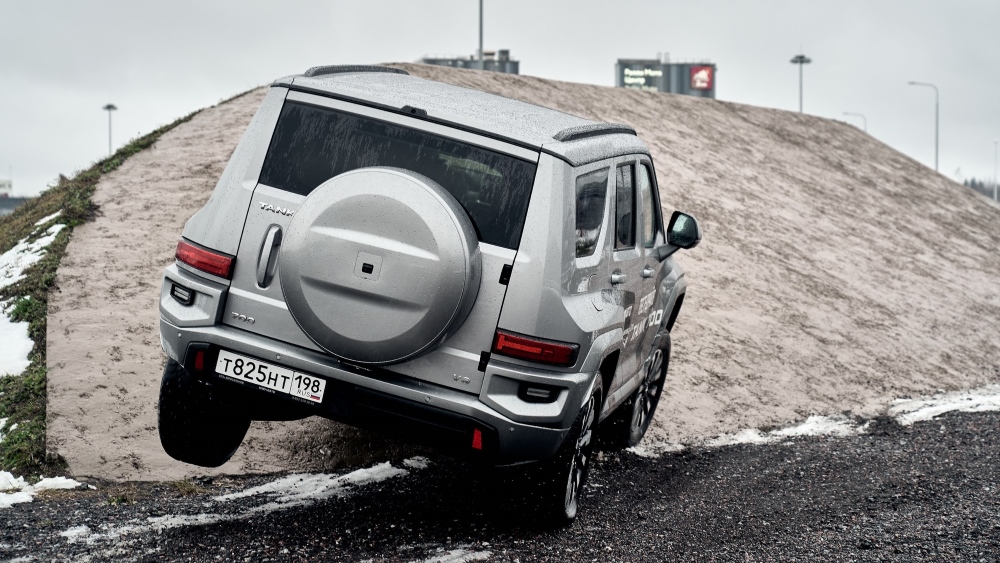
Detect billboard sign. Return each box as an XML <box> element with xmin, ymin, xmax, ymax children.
<box><xmin>690</xmin><ymin>66</ymin><xmax>714</xmax><ymax>91</ymax></box>
<box><xmin>621</xmin><ymin>65</ymin><xmax>663</xmax><ymax>92</ymax></box>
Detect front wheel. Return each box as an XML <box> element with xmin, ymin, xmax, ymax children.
<box><xmin>602</xmin><ymin>337</ymin><xmax>670</xmax><ymax>450</ymax></box>
<box><xmin>158</xmin><ymin>358</ymin><xmax>251</xmax><ymax>467</ymax></box>
<box><xmin>534</xmin><ymin>377</ymin><xmax>603</xmax><ymax>525</ymax></box>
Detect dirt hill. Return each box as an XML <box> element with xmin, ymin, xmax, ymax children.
<box><xmin>47</xmin><ymin>64</ymin><xmax>1000</xmax><ymax>479</ymax></box>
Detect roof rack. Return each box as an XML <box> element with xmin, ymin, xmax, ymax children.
<box><xmin>302</xmin><ymin>65</ymin><xmax>409</xmax><ymax>78</ymax></box>
<box><xmin>552</xmin><ymin>123</ymin><xmax>636</xmax><ymax>142</ymax></box>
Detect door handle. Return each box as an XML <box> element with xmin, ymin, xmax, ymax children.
<box><xmin>610</xmin><ymin>272</ymin><xmax>627</xmax><ymax>285</ymax></box>
<box><xmin>641</xmin><ymin>266</ymin><xmax>655</xmax><ymax>278</ymax></box>
<box><xmin>256</xmin><ymin>225</ymin><xmax>282</xmax><ymax>288</ymax></box>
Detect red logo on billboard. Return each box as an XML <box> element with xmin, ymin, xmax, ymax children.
<box><xmin>690</xmin><ymin>66</ymin><xmax>713</xmax><ymax>90</ymax></box>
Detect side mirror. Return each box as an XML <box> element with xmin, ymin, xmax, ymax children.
<box><xmin>654</xmin><ymin>211</ymin><xmax>702</xmax><ymax>261</ymax></box>
<box><xmin>666</xmin><ymin>211</ymin><xmax>701</xmax><ymax>249</ymax></box>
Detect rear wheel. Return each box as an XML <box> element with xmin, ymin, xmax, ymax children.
<box><xmin>534</xmin><ymin>377</ymin><xmax>602</xmax><ymax>525</ymax></box>
<box><xmin>158</xmin><ymin>358</ymin><xmax>251</xmax><ymax>467</ymax></box>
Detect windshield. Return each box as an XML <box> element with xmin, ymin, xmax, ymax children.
<box><xmin>259</xmin><ymin>101</ymin><xmax>538</xmax><ymax>249</ymax></box>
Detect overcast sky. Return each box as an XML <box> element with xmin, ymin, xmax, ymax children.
<box><xmin>2</xmin><ymin>0</ymin><xmax>998</xmax><ymax>196</ymax></box>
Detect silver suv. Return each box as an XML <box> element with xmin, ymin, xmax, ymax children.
<box><xmin>158</xmin><ymin>65</ymin><xmax>700</xmax><ymax>522</ymax></box>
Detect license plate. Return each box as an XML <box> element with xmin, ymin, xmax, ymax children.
<box><xmin>215</xmin><ymin>350</ymin><xmax>326</xmax><ymax>404</ymax></box>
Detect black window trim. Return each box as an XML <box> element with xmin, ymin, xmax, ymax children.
<box><xmin>614</xmin><ymin>162</ymin><xmax>637</xmax><ymax>252</ymax></box>
<box><xmin>637</xmin><ymin>158</ymin><xmax>665</xmax><ymax>248</ymax></box>
<box><xmin>283</xmin><ymin>94</ymin><xmax>541</xmax><ymax>167</ymax></box>
<box><xmin>573</xmin><ymin>164</ymin><xmax>612</xmax><ymax>260</ymax></box>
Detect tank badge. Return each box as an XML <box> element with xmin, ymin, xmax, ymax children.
<box><xmin>259</xmin><ymin>201</ymin><xmax>295</xmax><ymax>216</ymax></box>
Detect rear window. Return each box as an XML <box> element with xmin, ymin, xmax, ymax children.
<box><xmin>259</xmin><ymin>101</ymin><xmax>538</xmax><ymax>249</ymax></box>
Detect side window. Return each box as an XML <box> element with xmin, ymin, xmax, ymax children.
<box><xmin>638</xmin><ymin>164</ymin><xmax>662</xmax><ymax>248</ymax></box>
<box><xmin>575</xmin><ymin>168</ymin><xmax>609</xmax><ymax>258</ymax></box>
<box><xmin>615</xmin><ymin>164</ymin><xmax>636</xmax><ymax>250</ymax></box>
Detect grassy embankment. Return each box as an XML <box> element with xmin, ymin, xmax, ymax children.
<box><xmin>0</xmin><ymin>111</ymin><xmax>203</xmax><ymax>479</ymax></box>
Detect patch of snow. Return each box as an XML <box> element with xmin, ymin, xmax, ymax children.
<box><xmin>0</xmin><ymin>471</ymin><xmax>27</xmax><ymax>491</ymax></box>
<box><xmin>33</xmin><ymin>211</ymin><xmax>62</xmax><ymax>226</ymax></box>
<box><xmin>0</xmin><ymin>222</ymin><xmax>67</xmax><ymax>378</ymax></box>
<box><xmin>0</xmin><ymin>302</ymin><xmax>32</xmax><ymax>378</ymax></box>
<box><xmin>0</xmin><ymin>224</ymin><xmax>66</xmax><ymax>290</ymax></box>
<box><xmin>889</xmin><ymin>384</ymin><xmax>1000</xmax><ymax>425</ymax></box>
<box><xmin>59</xmin><ymin>525</ymin><xmax>91</xmax><ymax>540</ymax></box>
<box><xmin>412</xmin><ymin>549</ymin><xmax>492</xmax><ymax>563</ymax></box>
<box><xmin>63</xmin><ymin>460</ymin><xmax>422</xmax><ymax>546</ymax></box>
<box><xmin>0</xmin><ymin>418</ymin><xmax>11</xmax><ymax>445</ymax></box>
<box><xmin>626</xmin><ymin>441</ymin><xmax>685</xmax><ymax>458</ymax></box>
<box><xmin>403</xmin><ymin>456</ymin><xmax>431</xmax><ymax>470</ymax></box>
<box><xmin>770</xmin><ymin>415</ymin><xmax>866</xmax><ymax>439</ymax></box>
<box><xmin>706</xmin><ymin>428</ymin><xmax>771</xmax><ymax>447</ymax></box>
<box><xmin>33</xmin><ymin>476</ymin><xmax>86</xmax><ymax>491</ymax></box>
<box><xmin>0</xmin><ymin>472</ymin><xmax>84</xmax><ymax>509</ymax></box>
<box><xmin>213</xmin><ymin>461</ymin><xmax>407</xmax><ymax>506</ymax></box>
<box><xmin>706</xmin><ymin>415</ymin><xmax>866</xmax><ymax>448</ymax></box>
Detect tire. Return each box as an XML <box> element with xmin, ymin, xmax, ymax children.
<box><xmin>533</xmin><ymin>377</ymin><xmax>603</xmax><ymax>525</ymax></box>
<box><xmin>602</xmin><ymin>337</ymin><xmax>670</xmax><ymax>450</ymax></box>
<box><xmin>158</xmin><ymin>358</ymin><xmax>251</xmax><ymax>468</ymax></box>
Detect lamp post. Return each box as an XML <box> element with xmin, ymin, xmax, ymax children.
<box><xmin>994</xmin><ymin>138</ymin><xmax>998</xmax><ymax>201</ymax></box>
<box><xmin>843</xmin><ymin>112</ymin><xmax>867</xmax><ymax>132</ymax></box>
<box><xmin>102</xmin><ymin>103</ymin><xmax>118</xmax><ymax>156</ymax></box>
<box><xmin>478</xmin><ymin>0</ymin><xmax>484</xmax><ymax>70</ymax></box>
<box><xmin>907</xmin><ymin>81</ymin><xmax>939</xmax><ymax>172</ymax></box>
<box><xmin>790</xmin><ymin>54</ymin><xmax>811</xmax><ymax>113</ymax></box>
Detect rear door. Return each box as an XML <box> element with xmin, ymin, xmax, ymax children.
<box><xmin>222</xmin><ymin>91</ymin><xmax>539</xmax><ymax>394</ymax></box>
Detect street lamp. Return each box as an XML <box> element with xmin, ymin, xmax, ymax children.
<box><xmin>994</xmin><ymin>138</ymin><xmax>998</xmax><ymax>201</ymax></box>
<box><xmin>843</xmin><ymin>112</ymin><xmax>867</xmax><ymax>132</ymax></box>
<box><xmin>907</xmin><ymin>81</ymin><xmax>939</xmax><ymax>172</ymax></box>
<box><xmin>102</xmin><ymin>103</ymin><xmax>118</xmax><ymax>156</ymax></box>
<box><xmin>478</xmin><ymin>0</ymin><xmax>484</xmax><ymax>70</ymax></box>
<box><xmin>790</xmin><ymin>54</ymin><xmax>811</xmax><ymax>113</ymax></box>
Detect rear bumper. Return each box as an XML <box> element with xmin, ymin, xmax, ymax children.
<box><xmin>159</xmin><ymin>318</ymin><xmax>580</xmax><ymax>464</ymax></box>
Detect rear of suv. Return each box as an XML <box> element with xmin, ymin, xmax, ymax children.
<box><xmin>158</xmin><ymin>65</ymin><xmax>701</xmax><ymax>523</ymax></box>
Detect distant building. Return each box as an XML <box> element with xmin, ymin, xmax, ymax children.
<box><xmin>422</xmin><ymin>49</ymin><xmax>519</xmax><ymax>74</ymax></box>
<box><xmin>615</xmin><ymin>55</ymin><xmax>717</xmax><ymax>98</ymax></box>
<box><xmin>0</xmin><ymin>179</ymin><xmax>31</xmax><ymax>217</ymax></box>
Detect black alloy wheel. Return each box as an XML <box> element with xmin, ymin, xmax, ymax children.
<box><xmin>599</xmin><ymin>337</ymin><xmax>671</xmax><ymax>450</ymax></box>
<box><xmin>563</xmin><ymin>384</ymin><xmax>599</xmax><ymax>520</ymax></box>
<box><xmin>628</xmin><ymin>347</ymin><xmax>666</xmax><ymax>446</ymax></box>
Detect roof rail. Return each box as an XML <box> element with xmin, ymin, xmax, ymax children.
<box><xmin>552</xmin><ymin>123</ymin><xmax>636</xmax><ymax>142</ymax></box>
<box><xmin>302</xmin><ymin>65</ymin><xmax>409</xmax><ymax>78</ymax></box>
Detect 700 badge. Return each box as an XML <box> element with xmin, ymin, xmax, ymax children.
<box><xmin>216</xmin><ymin>349</ymin><xmax>326</xmax><ymax>403</ymax></box>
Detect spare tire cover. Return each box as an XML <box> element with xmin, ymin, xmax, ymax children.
<box><xmin>280</xmin><ymin>167</ymin><xmax>481</xmax><ymax>364</ymax></box>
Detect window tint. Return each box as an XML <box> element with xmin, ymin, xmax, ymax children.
<box><xmin>575</xmin><ymin>168</ymin><xmax>609</xmax><ymax>258</ymax></box>
<box><xmin>259</xmin><ymin>101</ymin><xmax>538</xmax><ymax>250</ymax></box>
<box><xmin>615</xmin><ymin>164</ymin><xmax>636</xmax><ymax>250</ymax></box>
<box><xmin>638</xmin><ymin>164</ymin><xmax>661</xmax><ymax>247</ymax></box>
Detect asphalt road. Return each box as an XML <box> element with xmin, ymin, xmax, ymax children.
<box><xmin>2</xmin><ymin>411</ymin><xmax>999</xmax><ymax>562</ymax></box>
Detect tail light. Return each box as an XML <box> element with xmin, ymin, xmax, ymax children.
<box><xmin>176</xmin><ymin>239</ymin><xmax>234</xmax><ymax>279</ymax></box>
<box><xmin>491</xmin><ymin>330</ymin><xmax>579</xmax><ymax>367</ymax></box>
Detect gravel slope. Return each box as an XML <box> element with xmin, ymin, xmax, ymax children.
<box><xmin>45</xmin><ymin>64</ymin><xmax>1000</xmax><ymax>481</ymax></box>
<box><xmin>3</xmin><ymin>410</ymin><xmax>998</xmax><ymax>561</ymax></box>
